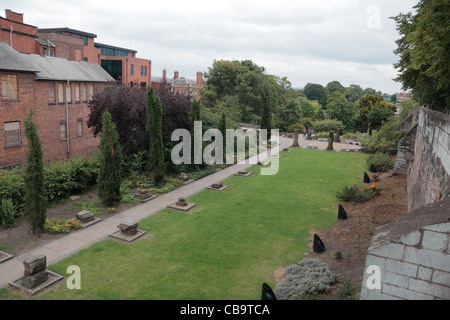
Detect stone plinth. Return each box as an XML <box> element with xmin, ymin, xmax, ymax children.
<box><xmin>207</xmin><ymin>182</ymin><xmax>229</xmax><ymax>192</ymax></box>
<box><xmin>133</xmin><ymin>189</ymin><xmax>157</xmax><ymax>202</ymax></box>
<box><xmin>168</xmin><ymin>197</ymin><xmax>197</xmax><ymax>212</ymax></box>
<box><xmin>110</xmin><ymin>221</ymin><xmax>147</xmax><ymax>242</ymax></box>
<box><xmin>234</xmin><ymin>171</ymin><xmax>253</xmax><ymax>177</ymax></box>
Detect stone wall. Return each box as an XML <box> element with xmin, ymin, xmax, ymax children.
<box><xmin>405</xmin><ymin>108</ymin><xmax>450</xmax><ymax>212</ymax></box>
<box><xmin>360</xmin><ymin>198</ymin><xmax>450</xmax><ymax>300</ymax></box>
<box><xmin>394</xmin><ymin>124</ymin><xmax>417</xmax><ymax>175</ymax></box>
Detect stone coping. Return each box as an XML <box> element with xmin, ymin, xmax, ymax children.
<box><xmin>0</xmin><ymin>251</ymin><xmax>14</xmax><ymax>264</ymax></box>
<box><xmin>109</xmin><ymin>229</ymin><xmax>147</xmax><ymax>243</ymax></box>
<box><xmin>133</xmin><ymin>194</ymin><xmax>157</xmax><ymax>202</ymax></box>
<box><xmin>8</xmin><ymin>270</ymin><xmax>63</xmax><ymax>296</ymax></box>
<box><xmin>70</xmin><ymin>217</ymin><xmax>102</xmax><ymax>229</ymax></box>
<box><xmin>233</xmin><ymin>172</ymin><xmax>254</xmax><ymax>177</ymax></box>
<box><xmin>168</xmin><ymin>202</ymin><xmax>197</xmax><ymax>212</ymax></box>
<box><xmin>206</xmin><ymin>184</ymin><xmax>230</xmax><ymax>192</ymax></box>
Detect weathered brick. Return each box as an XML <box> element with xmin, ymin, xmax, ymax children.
<box><xmin>370</xmin><ymin>243</ymin><xmax>405</xmax><ymax>260</ymax></box>
<box><xmin>383</xmin><ymin>283</ymin><xmax>434</xmax><ymax>300</ymax></box>
<box><xmin>385</xmin><ymin>259</ymin><xmax>418</xmax><ymax>277</ymax></box>
<box><xmin>404</xmin><ymin>247</ymin><xmax>450</xmax><ymax>272</ymax></box>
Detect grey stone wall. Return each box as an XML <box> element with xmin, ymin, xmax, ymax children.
<box><xmin>360</xmin><ymin>198</ymin><xmax>450</xmax><ymax>300</ymax></box>
<box><xmin>394</xmin><ymin>124</ymin><xmax>417</xmax><ymax>175</ymax></box>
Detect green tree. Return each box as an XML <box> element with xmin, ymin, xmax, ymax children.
<box><xmin>23</xmin><ymin>110</ymin><xmax>47</xmax><ymax>234</ymax></box>
<box><xmin>303</xmin><ymin>83</ymin><xmax>328</xmax><ymax>107</ymax></box>
<box><xmin>358</xmin><ymin>95</ymin><xmax>396</xmax><ymax>130</ymax></box>
<box><xmin>392</xmin><ymin>0</ymin><xmax>449</xmax><ymax>108</ymax></box>
<box><xmin>260</xmin><ymin>77</ymin><xmax>278</xmax><ymax>140</ymax></box>
<box><xmin>344</xmin><ymin>84</ymin><xmax>364</xmax><ymax>103</ymax></box>
<box><xmin>278</xmin><ymin>99</ymin><xmax>302</xmax><ymax>132</ymax></box>
<box><xmin>326</xmin><ymin>81</ymin><xmax>345</xmax><ymax>95</ymax></box>
<box><xmin>326</xmin><ymin>92</ymin><xmax>358</xmax><ymax>129</ymax></box>
<box><xmin>147</xmin><ymin>87</ymin><xmax>165</xmax><ymax>184</ymax></box>
<box><xmin>97</xmin><ymin>111</ymin><xmax>122</xmax><ymax>207</ymax></box>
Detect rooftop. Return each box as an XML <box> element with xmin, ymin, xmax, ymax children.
<box><xmin>38</xmin><ymin>27</ymin><xmax>97</xmax><ymax>39</ymax></box>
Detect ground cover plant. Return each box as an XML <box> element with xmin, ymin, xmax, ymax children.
<box><xmin>3</xmin><ymin>149</ymin><xmax>366</xmax><ymax>300</ymax></box>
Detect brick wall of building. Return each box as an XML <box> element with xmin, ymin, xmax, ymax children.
<box><xmin>1</xmin><ymin>70</ymin><xmax>102</xmax><ymax>167</ymax></box>
<box><xmin>0</xmin><ymin>13</ymin><xmax>39</xmax><ymax>55</ymax></box>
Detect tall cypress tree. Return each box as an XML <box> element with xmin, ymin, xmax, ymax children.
<box><xmin>146</xmin><ymin>86</ymin><xmax>165</xmax><ymax>184</ymax></box>
<box><xmin>23</xmin><ymin>110</ymin><xmax>47</xmax><ymax>234</ymax></box>
<box><xmin>218</xmin><ymin>112</ymin><xmax>227</xmax><ymax>164</ymax></box>
<box><xmin>98</xmin><ymin>110</ymin><xmax>122</xmax><ymax>207</ymax></box>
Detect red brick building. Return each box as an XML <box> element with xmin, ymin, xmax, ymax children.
<box><xmin>0</xmin><ymin>41</ymin><xmax>113</xmax><ymax>168</ymax></box>
<box><xmin>151</xmin><ymin>69</ymin><xmax>204</xmax><ymax>100</ymax></box>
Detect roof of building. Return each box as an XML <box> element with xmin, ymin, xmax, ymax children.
<box><xmin>151</xmin><ymin>76</ymin><xmax>198</xmax><ymax>85</ymax></box>
<box><xmin>36</xmin><ymin>38</ymin><xmax>55</xmax><ymax>48</ymax></box>
<box><xmin>94</xmin><ymin>42</ymin><xmax>137</xmax><ymax>53</ymax></box>
<box><xmin>38</xmin><ymin>27</ymin><xmax>97</xmax><ymax>39</ymax></box>
<box><xmin>0</xmin><ymin>41</ymin><xmax>113</xmax><ymax>82</ymax></box>
<box><xmin>0</xmin><ymin>41</ymin><xmax>39</xmax><ymax>72</ymax></box>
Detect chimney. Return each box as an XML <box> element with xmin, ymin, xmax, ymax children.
<box><xmin>196</xmin><ymin>71</ymin><xmax>203</xmax><ymax>85</ymax></box>
<box><xmin>162</xmin><ymin>69</ymin><xmax>167</xmax><ymax>81</ymax></box>
<box><xmin>5</xmin><ymin>9</ymin><xmax>24</xmax><ymax>23</ymax></box>
<box><xmin>174</xmin><ymin>70</ymin><xmax>179</xmax><ymax>80</ymax></box>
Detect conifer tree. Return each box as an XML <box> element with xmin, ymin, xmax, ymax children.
<box><xmin>23</xmin><ymin>110</ymin><xmax>47</xmax><ymax>234</ymax></box>
<box><xmin>98</xmin><ymin>111</ymin><xmax>122</xmax><ymax>207</ymax></box>
<box><xmin>218</xmin><ymin>112</ymin><xmax>227</xmax><ymax>163</ymax></box>
<box><xmin>146</xmin><ymin>86</ymin><xmax>165</xmax><ymax>184</ymax></box>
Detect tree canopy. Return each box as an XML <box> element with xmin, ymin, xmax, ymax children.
<box><xmin>392</xmin><ymin>0</ymin><xmax>449</xmax><ymax>108</ymax></box>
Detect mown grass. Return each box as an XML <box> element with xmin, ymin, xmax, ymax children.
<box><xmin>2</xmin><ymin>149</ymin><xmax>367</xmax><ymax>300</ymax></box>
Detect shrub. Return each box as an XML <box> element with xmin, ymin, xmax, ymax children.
<box><xmin>313</xmin><ymin>119</ymin><xmax>344</xmax><ymax>134</ymax></box>
<box><xmin>1</xmin><ymin>198</ymin><xmax>16</xmax><ymax>229</ymax></box>
<box><xmin>44</xmin><ymin>218</ymin><xmax>82</xmax><ymax>234</ymax></box>
<box><xmin>360</xmin><ymin>120</ymin><xmax>407</xmax><ymax>155</ymax></box>
<box><xmin>287</xmin><ymin>123</ymin><xmax>305</xmax><ymax>133</ymax></box>
<box><xmin>367</xmin><ymin>152</ymin><xmax>394</xmax><ymax>172</ymax></box>
<box><xmin>274</xmin><ymin>259</ymin><xmax>336</xmax><ymax>300</ymax></box>
<box><xmin>337</xmin><ymin>273</ymin><xmax>360</xmax><ymax>300</ymax></box>
<box><xmin>0</xmin><ymin>169</ymin><xmax>25</xmax><ymax>212</ymax></box>
<box><xmin>336</xmin><ymin>185</ymin><xmax>378</xmax><ymax>203</ymax></box>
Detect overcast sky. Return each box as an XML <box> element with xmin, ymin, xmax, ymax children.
<box><xmin>3</xmin><ymin>0</ymin><xmax>418</xmax><ymax>93</ymax></box>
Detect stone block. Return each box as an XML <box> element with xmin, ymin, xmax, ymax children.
<box><xmin>422</xmin><ymin>230</ymin><xmax>448</xmax><ymax>252</ymax></box>
<box><xmin>417</xmin><ymin>266</ymin><xmax>433</xmax><ymax>281</ymax></box>
<box><xmin>408</xmin><ymin>278</ymin><xmax>450</xmax><ymax>300</ymax></box>
<box><xmin>385</xmin><ymin>259</ymin><xmax>418</xmax><ymax>277</ymax></box>
<box><xmin>370</xmin><ymin>243</ymin><xmax>405</xmax><ymax>260</ymax></box>
<box><xmin>383</xmin><ymin>271</ymin><xmax>409</xmax><ymax>289</ymax></box>
<box><xmin>117</xmin><ymin>221</ymin><xmax>138</xmax><ymax>236</ymax></box>
<box><xmin>395</xmin><ymin>230</ymin><xmax>422</xmax><ymax>246</ymax></box>
<box><xmin>423</xmin><ymin>222</ymin><xmax>450</xmax><ymax>233</ymax></box>
<box><xmin>76</xmin><ymin>210</ymin><xmax>94</xmax><ymax>221</ymax></box>
<box><xmin>383</xmin><ymin>283</ymin><xmax>433</xmax><ymax>300</ymax></box>
<box><xmin>431</xmin><ymin>270</ymin><xmax>450</xmax><ymax>287</ymax></box>
<box><xmin>21</xmin><ymin>270</ymin><xmax>48</xmax><ymax>289</ymax></box>
<box><xmin>404</xmin><ymin>247</ymin><xmax>450</xmax><ymax>272</ymax></box>
<box><xmin>23</xmin><ymin>255</ymin><xmax>46</xmax><ymax>276</ymax></box>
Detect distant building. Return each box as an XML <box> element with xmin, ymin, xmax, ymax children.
<box><xmin>151</xmin><ymin>69</ymin><xmax>204</xmax><ymax>100</ymax></box>
<box><xmin>0</xmin><ymin>41</ymin><xmax>113</xmax><ymax>167</ymax></box>
<box><xmin>397</xmin><ymin>92</ymin><xmax>412</xmax><ymax>102</ymax></box>
<box><xmin>95</xmin><ymin>42</ymin><xmax>151</xmax><ymax>87</ymax></box>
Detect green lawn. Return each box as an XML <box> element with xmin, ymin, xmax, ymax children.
<box><xmin>4</xmin><ymin>149</ymin><xmax>367</xmax><ymax>300</ymax></box>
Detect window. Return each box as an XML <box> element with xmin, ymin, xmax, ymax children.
<box><xmin>4</xmin><ymin>121</ymin><xmax>21</xmax><ymax>148</ymax></box>
<box><xmin>60</xmin><ymin>123</ymin><xmax>67</xmax><ymax>140</ymax></box>
<box><xmin>49</xmin><ymin>83</ymin><xmax>56</xmax><ymax>104</ymax></box>
<box><xmin>83</xmin><ymin>57</ymin><xmax>88</xmax><ymax>62</ymax></box>
<box><xmin>75</xmin><ymin>84</ymin><xmax>80</xmax><ymax>102</ymax></box>
<box><xmin>50</xmin><ymin>49</ymin><xmax>54</xmax><ymax>57</ymax></box>
<box><xmin>82</xmin><ymin>84</ymin><xmax>87</xmax><ymax>102</ymax></box>
<box><xmin>42</xmin><ymin>47</ymin><xmax>47</xmax><ymax>56</ymax></box>
<box><xmin>144</xmin><ymin>66</ymin><xmax>147</xmax><ymax>76</ymax></box>
<box><xmin>77</xmin><ymin>119</ymin><xmax>83</xmax><ymax>137</ymax></box>
<box><xmin>58</xmin><ymin>83</ymin><xmax>64</xmax><ymax>103</ymax></box>
<box><xmin>83</xmin><ymin>36</ymin><xmax>88</xmax><ymax>46</ymax></box>
<box><xmin>66</xmin><ymin>84</ymin><xmax>71</xmax><ymax>103</ymax></box>
<box><xmin>141</xmin><ymin>65</ymin><xmax>143</xmax><ymax>76</ymax></box>
<box><xmin>1</xmin><ymin>74</ymin><xmax>18</xmax><ymax>99</ymax></box>
<box><xmin>89</xmin><ymin>84</ymin><xmax>94</xmax><ymax>100</ymax></box>
<box><xmin>130</xmin><ymin>64</ymin><xmax>134</xmax><ymax>75</ymax></box>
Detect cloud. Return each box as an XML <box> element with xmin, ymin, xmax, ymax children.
<box><xmin>1</xmin><ymin>0</ymin><xmax>417</xmax><ymax>93</ymax></box>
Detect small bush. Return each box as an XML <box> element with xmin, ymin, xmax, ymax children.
<box><xmin>313</xmin><ymin>119</ymin><xmax>344</xmax><ymax>134</ymax></box>
<box><xmin>287</xmin><ymin>123</ymin><xmax>305</xmax><ymax>133</ymax></box>
<box><xmin>274</xmin><ymin>259</ymin><xmax>336</xmax><ymax>300</ymax></box>
<box><xmin>336</xmin><ymin>185</ymin><xmax>378</xmax><ymax>203</ymax></box>
<box><xmin>1</xmin><ymin>198</ymin><xmax>16</xmax><ymax>229</ymax></box>
<box><xmin>337</xmin><ymin>273</ymin><xmax>360</xmax><ymax>300</ymax></box>
<box><xmin>367</xmin><ymin>152</ymin><xmax>394</xmax><ymax>172</ymax></box>
<box><xmin>44</xmin><ymin>218</ymin><xmax>82</xmax><ymax>234</ymax></box>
